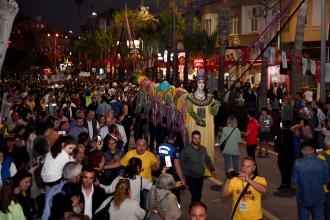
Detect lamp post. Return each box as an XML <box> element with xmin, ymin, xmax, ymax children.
<box><xmin>320</xmin><ymin>0</ymin><xmax>327</xmax><ymax>102</ymax></box>
<box><xmin>47</xmin><ymin>33</ymin><xmax>59</xmax><ymax>71</ymax></box>
<box><xmin>55</xmin><ymin>33</ymin><xmax>59</xmax><ymax>71</ymax></box>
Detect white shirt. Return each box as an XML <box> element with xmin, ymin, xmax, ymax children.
<box><xmin>41</xmin><ymin>150</ymin><xmax>75</xmax><ymax>183</ymax></box>
<box><xmin>87</xmin><ymin>120</ymin><xmax>100</xmax><ymax>140</ymax></box>
<box><xmin>109</xmin><ymin>198</ymin><xmax>145</xmax><ymax>220</ymax></box>
<box><xmin>87</xmin><ymin>120</ymin><xmax>94</xmax><ymax>140</ymax></box>
<box><xmin>0</xmin><ymin>161</ymin><xmax>17</xmax><ymax>187</ymax></box>
<box><xmin>100</xmin><ymin>175</ymin><xmax>152</xmax><ymax>204</ymax></box>
<box><xmin>100</xmin><ymin>124</ymin><xmax>127</xmax><ymax>147</ymax></box>
<box><xmin>82</xmin><ymin>185</ymin><xmax>94</xmax><ymax>219</ymax></box>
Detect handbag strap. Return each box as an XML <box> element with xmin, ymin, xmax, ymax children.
<box><xmin>222</xmin><ymin>128</ymin><xmax>236</xmax><ymax>146</ymax></box>
<box><xmin>230</xmin><ymin>175</ymin><xmax>256</xmax><ymax>220</ymax></box>
<box><xmin>151</xmin><ymin>191</ymin><xmax>171</xmax><ymax>208</ymax></box>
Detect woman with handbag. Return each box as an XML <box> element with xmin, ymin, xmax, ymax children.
<box><xmin>146</xmin><ymin>173</ymin><xmax>181</xmax><ymax>220</ymax></box>
<box><xmin>220</xmin><ymin>116</ymin><xmax>241</xmax><ymax>174</ymax></box>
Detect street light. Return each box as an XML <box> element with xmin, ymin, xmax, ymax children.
<box><xmin>47</xmin><ymin>33</ymin><xmax>59</xmax><ymax>71</ymax></box>
<box><xmin>91</xmin><ymin>11</ymin><xmax>98</xmax><ymax>16</ymax></box>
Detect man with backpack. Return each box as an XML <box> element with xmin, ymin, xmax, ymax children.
<box><xmin>318</xmin><ymin>138</ymin><xmax>330</xmax><ymax>220</ymax></box>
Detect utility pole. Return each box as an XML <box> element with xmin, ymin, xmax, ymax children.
<box><xmin>173</xmin><ymin>0</ymin><xmax>178</xmax><ymax>86</ymax></box>
<box><xmin>320</xmin><ymin>0</ymin><xmax>327</xmax><ymax>102</ymax></box>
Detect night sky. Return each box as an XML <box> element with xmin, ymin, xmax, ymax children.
<box><xmin>19</xmin><ymin>0</ymin><xmax>211</xmax><ymax>33</ymax></box>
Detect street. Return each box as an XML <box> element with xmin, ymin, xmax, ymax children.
<box><xmin>179</xmin><ymin>143</ymin><xmax>298</xmax><ymax>220</ymax></box>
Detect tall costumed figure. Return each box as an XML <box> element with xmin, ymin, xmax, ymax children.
<box><xmin>185</xmin><ymin>70</ymin><xmax>220</xmax><ymax>175</ymax></box>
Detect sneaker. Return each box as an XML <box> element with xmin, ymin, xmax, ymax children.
<box><xmin>215</xmin><ymin>142</ymin><xmax>220</xmax><ymax>147</ymax></box>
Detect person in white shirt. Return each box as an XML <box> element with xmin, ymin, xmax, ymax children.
<box><xmin>100</xmin><ymin>113</ymin><xmax>127</xmax><ymax>147</ymax></box>
<box><xmin>109</xmin><ymin>179</ymin><xmax>145</xmax><ymax>220</ymax></box>
<box><xmin>41</xmin><ymin>136</ymin><xmax>76</xmax><ymax>191</ymax></box>
<box><xmin>97</xmin><ymin>157</ymin><xmax>152</xmax><ymax>204</ymax></box>
<box><xmin>80</xmin><ymin>168</ymin><xmax>105</xmax><ymax>219</ymax></box>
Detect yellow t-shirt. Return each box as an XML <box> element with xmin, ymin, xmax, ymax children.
<box><xmin>228</xmin><ymin>176</ymin><xmax>267</xmax><ymax>220</ymax></box>
<box><xmin>120</xmin><ymin>150</ymin><xmax>157</xmax><ymax>181</ymax></box>
<box><xmin>317</xmin><ymin>149</ymin><xmax>330</xmax><ymax>193</ymax></box>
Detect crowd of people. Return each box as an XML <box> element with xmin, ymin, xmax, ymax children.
<box><xmin>0</xmin><ymin>76</ymin><xmax>329</xmax><ymax>220</ymax></box>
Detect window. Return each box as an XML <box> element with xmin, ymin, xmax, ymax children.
<box><xmin>230</xmin><ymin>16</ymin><xmax>239</xmax><ymax>35</ymax></box>
<box><xmin>203</xmin><ymin>19</ymin><xmax>212</xmax><ymax>35</ymax></box>
<box><xmin>251</xmin><ymin>18</ymin><xmax>258</xmax><ymax>32</ymax></box>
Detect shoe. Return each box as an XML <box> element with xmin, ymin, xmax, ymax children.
<box><xmin>215</xmin><ymin>142</ymin><xmax>220</xmax><ymax>147</ymax></box>
<box><xmin>265</xmin><ymin>152</ymin><xmax>269</xmax><ymax>157</ymax></box>
<box><xmin>277</xmin><ymin>185</ymin><xmax>286</xmax><ymax>190</ymax></box>
<box><xmin>257</xmin><ymin>152</ymin><xmax>262</xmax><ymax>157</ymax></box>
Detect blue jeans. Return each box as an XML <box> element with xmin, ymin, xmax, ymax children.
<box><xmin>223</xmin><ymin>154</ymin><xmax>239</xmax><ymax>173</ymax></box>
<box><xmin>297</xmin><ymin>203</ymin><xmax>324</xmax><ymax>220</ymax></box>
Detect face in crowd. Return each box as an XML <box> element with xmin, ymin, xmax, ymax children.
<box><xmin>189</xmin><ymin>204</ymin><xmax>207</xmax><ymax>220</ymax></box>
<box><xmin>136</xmin><ymin>138</ymin><xmax>147</xmax><ymax>155</ymax></box>
<box><xmin>191</xmin><ymin>134</ymin><xmax>201</xmax><ymax>146</ymax></box>
<box><xmin>241</xmin><ymin>159</ymin><xmax>256</xmax><ymax>176</ymax></box>
<box><xmin>81</xmin><ymin>170</ymin><xmax>95</xmax><ymax>189</ymax></box>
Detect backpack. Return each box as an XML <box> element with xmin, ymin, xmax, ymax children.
<box><xmin>144</xmin><ymin>192</ymin><xmax>171</xmax><ymax>220</ymax></box>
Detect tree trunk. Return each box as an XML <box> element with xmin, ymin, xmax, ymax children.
<box><xmin>259</xmin><ymin>2</ymin><xmax>273</xmax><ymax>110</ymax></box>
<box><xmin>0</xmin><ymin>0</ymin><xmax>19</xmax><ymax>78</ymax></box>
<box><xmin>218</xmin><ymin>7</ymin><xmax>229</xmax><ymax>96</ymax></box>
<box><xmin>290</xmin><ymin>0</ymin><xmax>307</xmax><ymax>96</ymax></box>
<box><xmin>183</xmin><ymin>0</ymin><xmax>194</xmax><ymax>88</ymax></box>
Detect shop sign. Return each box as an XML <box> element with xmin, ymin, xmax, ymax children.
<box><xmin>194</xmin><ymin>59</ymin><xmax>204</xmax><ymax>67</ymax></box>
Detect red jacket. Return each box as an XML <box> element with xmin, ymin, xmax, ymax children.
<box><xmin>246</xmin><ymin>118</ymin><xmax>259</xmax><ymax>145</ymax></box>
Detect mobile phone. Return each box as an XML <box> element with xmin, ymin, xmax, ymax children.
<box><xmin>97</xmin><ymin>135</ymin><xmax>102</xmax><ymax>142</ymax></box>
<box><xmin>315</xmin><ymin>149</ymin><xmax>323</xmax><ymax>154</ymax></box>
<box><xmin>165</xmin><ymin>156</ymin><xmax>172</xmax><ymax>168</ymax></box>
<box><xmin>58</xmin><ymin>130</ymin><xmax>66</xmax><ymax>136</ymax></box>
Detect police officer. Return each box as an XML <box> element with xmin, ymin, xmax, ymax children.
<box><xmin>157</xmin><ymin>129</ymin><xmax>185</xmax><ymax>202</ymax></box>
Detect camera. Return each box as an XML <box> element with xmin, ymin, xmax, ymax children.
<box><xmin>226</xmin><ymin>171</ymin><xmax>239</xmax><ymax>179</ymax></box>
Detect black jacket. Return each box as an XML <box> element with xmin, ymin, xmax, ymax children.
<box><xmin>80</xmin><ymin>185</ymin><xmax>106</xmax><ymax>219</ymax></box>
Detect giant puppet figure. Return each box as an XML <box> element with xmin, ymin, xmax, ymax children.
<box><xmin>185</xmin><ymin>70</ymin><xmax>220</xmax><ymax>175</ymax></box>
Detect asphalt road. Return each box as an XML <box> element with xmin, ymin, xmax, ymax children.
<box><xmin>179</xmin><ymin>144</ymin><xmax>298</xmax><ymax>220</ymax></box>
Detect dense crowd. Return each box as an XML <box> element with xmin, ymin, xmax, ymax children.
<box><xmin>0</xmin><ymin>77</ymin><xmax>329</xmax><ymax>220</ymax></box>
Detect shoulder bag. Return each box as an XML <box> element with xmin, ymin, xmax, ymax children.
<box><xmin>220</xmin><ymin>128</ymin><xmax>236</xmax><ymax>151</ymax></box>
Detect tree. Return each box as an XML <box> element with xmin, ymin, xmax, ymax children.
<box><xmin>70</xmin><ymin>30</ymin><xmax>113</xmax><ymax>71</ymax></box>
<box><xmin>0</xmin><ymin>0</ymin><xmax>19</xmax><ymax>78</ymax></box>
<box><xmin>183</xmin><ymin>0</ymin><xmax>195</xmax><ymax>87</ymax></box>
<box><xmin>290</xmin><ymin>0</ymin><xmax>307</xmax><ymax>97</ymax></box>
<box><xmin>217</xmin><ymin>6</ymin><xmax>230</xmax><ymax>96</ymax></box>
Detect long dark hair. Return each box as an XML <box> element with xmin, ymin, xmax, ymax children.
<box><xmin>122</xmin><ymin>157</ymin><xmax>142</xmax><ymax>179</ymax></box>
<box><xmin>0</xmin><ymin>181</ymin><xmax>18</xmax><ymax>213</ymax></box>
<box><xmin>50</xmin><ymin>135</ymin><xmax>77</xmax><ymax>158</ymax></box>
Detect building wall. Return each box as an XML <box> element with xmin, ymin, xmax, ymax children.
<box><xmin>281</xmin><ymin>0</ymin><xmax>330</xmax><ymax>43</ymax></box>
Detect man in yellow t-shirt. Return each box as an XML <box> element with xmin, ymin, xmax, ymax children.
<box><xmin>104</xmin><ymin>138</ymin><xmax>159</xmax><ymax>182</ymax></box>
<box><xmin>221</xmin><ymin>156</ymin><xmax>267</xmax><ymax>220</ymax></box>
